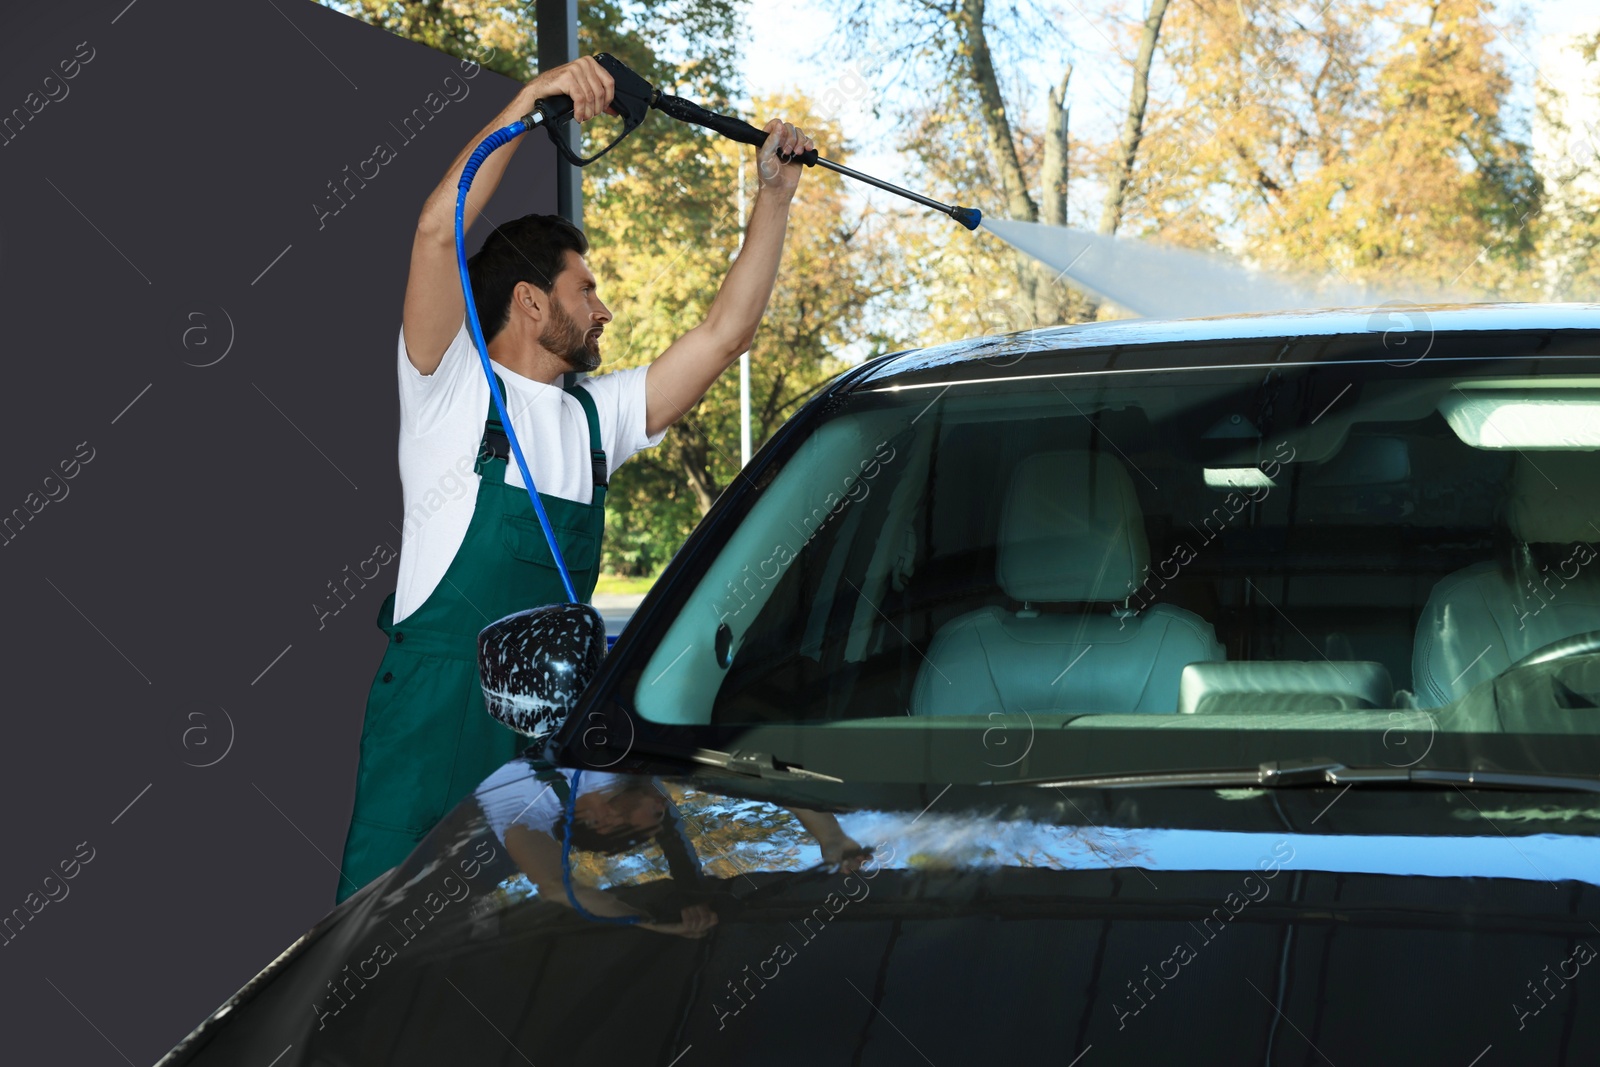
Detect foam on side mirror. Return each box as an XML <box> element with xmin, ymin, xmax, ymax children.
<box><xmin>478</xmin><ymin>602</ymin><xmax>607</xmax><ymax>739</ymax></box>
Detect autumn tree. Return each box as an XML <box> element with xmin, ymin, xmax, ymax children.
<box><xmin>328</xmin><ymin>0</ymin><xmax>1577</xmax><ymax>569</ymax></box>
<box><xmin>1137</xmin><ymin>0</ymin><xmax>1541</xmax><ymax>297</ymax></box>
<box><xmin>824</xmin><ymin>0</ymin><xmax>1092</xmax><ymax>333</ymax></box>
<box><xmin>1099</xmin><ymin>0</ymin><xmax>1172</xmax><ymax>237</ymax></box>
<box><xmin>326</xmin><ymin>0</ymin><xmax>745</xmax><ymax>226</ymax></box>
<box><xmin>1531</xmin><ymin>24</ymin><xmax>1600</xmax><ymax>301</ymax></box>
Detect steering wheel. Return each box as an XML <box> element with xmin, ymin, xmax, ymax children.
<box><xmin>1501</xmin><ymin>629</ymin><xmax>1600</xmax><ymax>675</ymax></box>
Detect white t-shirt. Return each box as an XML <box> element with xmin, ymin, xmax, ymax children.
<box><xmin>472</xmin><ymin>760</ymin><xmax>628</xmax><ymax>843</ymax></box>
<box><xmin>392</xmin><ymin>319</ymin><xmax>666</xmax><ymax>624</ymax></box>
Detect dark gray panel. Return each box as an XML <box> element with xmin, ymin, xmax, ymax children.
<box><xmin>0</xmin><ymin>2</ymin><xmax>555</xmax><ymax>1062</ymax></box>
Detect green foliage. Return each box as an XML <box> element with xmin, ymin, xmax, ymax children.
<box><xmin>323</xmin><ymin>0</ymin><xmax>532</xmax><ymax>78</ymax></box>
<box><xmin>600</xmin><ymin>450</ymin><xmax>701</xmax><ymax>576</ymax></box>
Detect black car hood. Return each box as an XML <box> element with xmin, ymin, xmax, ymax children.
<box><xmin>160</xmin><ymin>759</ymin><xmax>1600</xmax><ymax>1065</ymax></box>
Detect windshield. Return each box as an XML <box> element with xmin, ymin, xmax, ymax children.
<box><xmin>625</xmin><ymin>338</ymin><xmax>1600</xmax><ymax>782</ymax></box>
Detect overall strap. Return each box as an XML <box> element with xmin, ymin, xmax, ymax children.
<box><xmin>477</xmin><ymin>376</ymin><xmax>607</xmax><ymax>507</ymax></box>
<box><xmin>476</xmin><ymin>372</ymin><xmax>512</xmax><ymax>476</ymax></box>
<box><xmin>566</xmin><ymin>384</ymin><xmax>609</xmax><ymax>505</ymax></box>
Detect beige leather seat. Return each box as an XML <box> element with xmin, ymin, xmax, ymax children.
<box><xmin>912</xmin><ymin>449</ymin><xmax>1224</xmax><ymax>716</ymax></box>
<box><xmin>1412</xmin><ymin>452</ymin><xmax>1600</xmax><ymax>707</ymax></box>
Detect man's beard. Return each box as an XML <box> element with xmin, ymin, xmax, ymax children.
<box><xmin>542</xmin><ymin>299</ymin><xmax>601</xmax><ymax>373</ymax></box>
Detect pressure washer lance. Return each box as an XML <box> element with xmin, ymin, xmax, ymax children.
<box><xmin>522</xmin><ymin>53</ymin><xmax>982</xmax><ymax>231</ymax></box>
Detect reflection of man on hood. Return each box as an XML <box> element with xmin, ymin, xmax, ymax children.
<box><xmin>474</xmin><ymin>759</ymin><xmax>866</xmax><ymax>938</ymax></box>
<box><xmin>476</xmin><ymin>762</ymin><xmax>667</xmax><ymax>854</ymax></box>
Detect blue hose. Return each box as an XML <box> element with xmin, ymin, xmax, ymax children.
<box><xmin>460</xmin><ymin>128</ymin><xmax>632</xmax><ymax>923</ymax></box>
<box><xmin>454</xmin><ymin>121</ymin><xmax>579</xmax><ymax>603</ymax></box>
<box><xmin>559</xmin><ymin>767</ymin><xmax>643</xmax><ymax>925</ymax></box>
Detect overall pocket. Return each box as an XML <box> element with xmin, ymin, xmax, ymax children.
<box><xmin>501</xmin><ymin>512</ymin><xmax>599</xmax><ymax>574</ymax></box>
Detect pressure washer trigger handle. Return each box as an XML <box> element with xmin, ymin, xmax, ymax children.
<box><xmin>526</xmin><ymin>93</ymin><xmax>575</xmax><ymax>129</ymax></box>
<box><xmin>524</xmin><ymin>55</ymin><xmax>656</xmax><ymax>168</ymax></box>
<box><xmin>525</xmin><ymin>54</ymin><xmax>647</xmax><ymax>131</ymax></box>
<box><xmin>593</xmin><ymin>53</ymin><xmax>656</xmax><ymax>127</ymax></box>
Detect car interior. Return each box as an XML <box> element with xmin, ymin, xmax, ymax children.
<box><xmin>909</xmin><ymin>448</ymin><xmax>1224</xmax><ymax>715</ymax></box>
<box><xmin>631</xmin><ymin>362</ymin><xmax>1600</xmax><ymax>733</ymax></box>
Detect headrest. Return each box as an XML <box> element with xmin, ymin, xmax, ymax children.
<box><xmin>997</xmin><ymin>450</ymin><xmax>1149</xmax><ymax>603</ymax></box>
<box><xmin>1510</xmin><ymin>452</ymin><xmax>1600</xmax><ymax>543</ymax></box>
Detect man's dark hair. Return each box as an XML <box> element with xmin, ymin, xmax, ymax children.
<box><xmin>467</xmin><ymin>212</ymin><xmax>588</xmax><ymax>342</ymax></box>
<box><xmin>548</xmin><ymin>787</ymin><xmax>677</xmax><ymax>855</ymax></box>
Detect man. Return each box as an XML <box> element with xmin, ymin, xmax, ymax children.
<box><xmin>335</xmin><ymin>55</ymin><xmax>815</xmax><ymax>904</ymax></box>
<box><xmin>473</xmin><ymin>756</ymin><xmax>869</xmax><ymax>937</ymax></box>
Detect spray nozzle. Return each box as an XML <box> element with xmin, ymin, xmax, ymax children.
<box><xmin>950</xmin><ymin>206</ymin><xmax>983</xmax><ymax>231</ymax></box>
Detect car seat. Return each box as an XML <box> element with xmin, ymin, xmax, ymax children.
<box><xmin>1412</xmin><ymin>451</ymin><xmax>1600</xmax><ymax>706</ymax></box>
<box><xmin>911</xmin><ymin>449</ymin><xmax>1224</xmax><ymax>715</ymax></box>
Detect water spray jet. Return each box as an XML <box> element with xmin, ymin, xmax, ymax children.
<box><xmin>979</xmin><ymin>217</ymin><xmax>1462</xmax><ymax>321</ymax></box>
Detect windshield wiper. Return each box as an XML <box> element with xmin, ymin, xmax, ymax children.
<box><xmin>996</xmin><ymin>757</ymin><xmax>1600</xmax><ymax>794</ymax></box>
<box><xmin>602</xmin><ymin>742</ymin><xmax>844</xmax><ymax>784</ymax></box>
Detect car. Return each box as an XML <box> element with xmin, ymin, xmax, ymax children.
<box><xmin>159</xmin><ymin>303</ymin><xmax>1600</xmax><ymax>1066</ymax></box>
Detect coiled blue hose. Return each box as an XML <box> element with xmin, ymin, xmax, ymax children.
<box><xmin>454</xmin><ymin>120</ymin><xmax>579</xmax><ymax>603</ymax></box>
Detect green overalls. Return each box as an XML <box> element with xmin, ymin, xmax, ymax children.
<box><xmin>335</xmin><ymin>373</ymin><xmax>607</xmax><ymax>904</ymax></box>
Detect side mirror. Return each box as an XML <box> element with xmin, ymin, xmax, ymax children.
<box><xmin>478</xmin><ymin>602</ymin><xmax>607</xmax><ymax>738</ymax></box>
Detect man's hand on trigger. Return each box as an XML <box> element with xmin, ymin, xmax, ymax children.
<box><xmin>527</xmin><ymin>56</ymin><xmax>619</xmax><ymax>123</ymax></box>
<box><xmin>757</xmin><ymin>118</ymin><xmax>815</xmax><ymax>198</ymax></box>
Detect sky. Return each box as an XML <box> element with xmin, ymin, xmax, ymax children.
<box><xmin>734</xmin><ymin>0</ymin><xmax>1600</xmax><ymax>228</ymax></box>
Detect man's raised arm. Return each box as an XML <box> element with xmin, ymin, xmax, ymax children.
<box><xmin>642</xmin><ymin>119</ymin><xmax>815</xmax><ymax>437</ymax></box>
<box><xmin>402</xmin><ymin>56</ymin><xmax>617</xmax><ymax>376</ymax></box>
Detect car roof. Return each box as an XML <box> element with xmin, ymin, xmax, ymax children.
<box><xmin>851</xmin><ymin>302</ymin><xmax>1600</xmax><ymax>389</ymax></box>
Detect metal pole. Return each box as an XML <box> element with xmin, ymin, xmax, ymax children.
<box><xmin>810</xmin><ymin>155</ymin><xmax>951</xmax><ymax>215</ymax></box>
<box><xmin>737</xmin><ymin>155</ymin><xmax>751</xmax><ymax>467</ymax></box>
<box><xmin>536</xmin><ymin>0</ymin><xmax>581</xmax><ymax>391</ymax></box>
<box><xmin>535</xmin><ymin>0</ymin><xmax>581</xmax><ymax>229</ymax></box>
